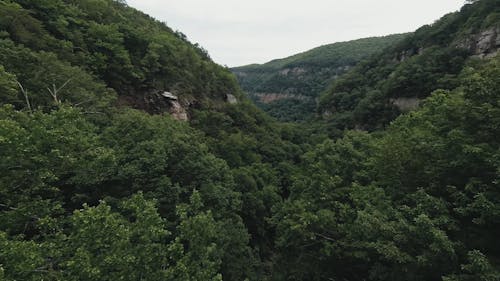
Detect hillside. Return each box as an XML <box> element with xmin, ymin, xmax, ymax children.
<box><xmin>0</xmin><ymin>1</ymin><xmax>311</xmax><ymax>280</ymax></box>
<box><xmin>1</xmin><ymin>0</ymin><xmax>500</xmax><ymax>281</ymax></box>
<box><xmin>0</xmin><ymin>0</ymin><xmax>241</xmax><ymax>117</ymax></box>
<box><xmin>319</xmin><ymin>0</ymin><xmax>500</xmax><ymax>131</ymax></box>
<box><xmin>231</xmin><ymin>35</ymin><xmax>407</xmax><ymax>122</ymax></box>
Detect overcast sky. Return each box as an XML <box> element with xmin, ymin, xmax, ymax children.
<box><xmin>126</xmin><ymin>0</ymin><xmax>465</xmax><ymax>67</ymax></box>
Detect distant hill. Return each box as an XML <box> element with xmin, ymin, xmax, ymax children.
<box><xmin>231</xmin><ymin>34</ymin><xmax>407</xmax><ymax>122</ymax></box>
<box><xmin>318</xmin><ymin>0</ymin><xmax>500</xmax><ymax>131</ymax></box>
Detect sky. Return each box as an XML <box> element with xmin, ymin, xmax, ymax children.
<box><xmin>126</xmin><ymin>0</ymin><xmax>465</xmax><ymax>67</ymax></box>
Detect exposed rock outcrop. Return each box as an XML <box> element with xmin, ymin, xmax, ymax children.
<box><xmin>395</xmin><ymin>47</ymin><xmax>425</xmax><ymax>62</ymax></box>
<box><xmin>168</xmin><ymin>100</ymin><xmax>188</xmax><ymax>121</ymax></box>
<box><xmin>456</xmin><ymin>27</ymin><xmax>500</xmax><ymax>58</ymax></box>
<box><xmin>251</xmin><ymin>93</ymin><xmax>309</xmax><ymax>104</ymax></box>
<box><xmin>279</xmin><ymin>67</ymin><xmax>307</xmax><ymax>76</ymax></box>
<box><xmin>117</xmin><ymin>90</ymin><xmax>189</xmax><ymax>121</ymax></box>
<box><xmin>160</xmin><ymin>92</ymin><xmax>188</xmax><ymax>121</ymax></box>
<box><xmin>390</xmin><ymin>97</ymin><xmax>421</xmax><ymax>112</ymax></box>
<box><xmin>226</xmin><ymin>94</ymin><xmax>238</xmax><ymax>104</ymax></box>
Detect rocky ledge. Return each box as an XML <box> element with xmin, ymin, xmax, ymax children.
<box><xmin>456</xmin><ymin>27</ymin><xmax>500</xmax><ymax>58</ymax></box>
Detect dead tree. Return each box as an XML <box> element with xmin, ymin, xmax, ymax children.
<box><xmin>47</xmin><ymin>79</ymin><xmax>71</xmax><ymax>105</ymax></box>
<box><xmin>16</xmin><ymin>81</ymin><xmax>32</xmax><ymax>113</ymax></box>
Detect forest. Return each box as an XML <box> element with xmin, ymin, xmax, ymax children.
<box><xmin>231</xmin><ymin>35</ymin><xmax>407</xmax><ymax>122</ymax></box>
<box><xmin>0</xmin><ymin>0</ymin><xmax>499</xmax><ymax>280</ymax></box>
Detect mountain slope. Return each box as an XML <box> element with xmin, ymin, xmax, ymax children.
<box><xmin>319</xmin><ymin>0</ymin><xmax>500</xmax><ymax>131</ymax></box>
<box><xmin>0</xmin><ymin>0</ymin><xmax>241</xmax><ymax>117</ymax></box>
<box><xmin>231</xmin><ymin>34</ymin><xmax>407</xmax><ymax>121</ymax></box>
<box><xmin>0</xmin><ymin>1</ymin><xmax>310</xmax><ymax>280</ymax></box>
<box><xmin>1</xmin><ymin>0</ymin><xmax>500</xmax><ymax>281</ymax></box>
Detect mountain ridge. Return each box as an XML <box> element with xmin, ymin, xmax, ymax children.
<box><xmin>318</xmin><ymin>0</ymin><xmax>500</xmax><ymax>131</ymax></box>
<box><xmin>231</xmin><ymin>34</ymin><xmax>408</xmax><ymax>122</ymax></box>
<box><xmin>0</xmin><ymin>0</ymin><xmax>244</xmax><ymax>119</ymax></box>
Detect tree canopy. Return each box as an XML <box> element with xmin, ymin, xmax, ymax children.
<box><xmin>0</xmin><ymin>0</ymin><xmax>499</xmax><ymax>280</ymax></box>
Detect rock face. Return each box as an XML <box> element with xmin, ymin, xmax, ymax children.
<box><xmin>391</xmin><ymin>97</ymin><xmax>421</xmax><ymax>112</ymax></box>
<box><xmin>168</xmin><ymin>100</ymin><xmax>188</xmax><ymax>121</ymax></box>
<box><xmin>475</xmin><ymin>28</ymin><xmax>500</xmax><ymax>57</ymax></box>
<box><xmin>278</xmin><ymin>67</ymin><xmax>307</xmax><ymax>76</ymax></box>
<box><xmin>160</xmin><ymin>92</ymin><xmax>188</xmax><ymax>121</ymax></box>
<box><xmin>395</xmin><ymin>47</ymin><xmax>425</xmax><ymax>62</ymax></box>
<box><xmin>117</xmin><ymin>90</ymin><xmax>189</xmax><ymax>121</ymax></box>
<box><xmin>226</xmin><ymin>94</ymin><xmax>238</xmax><ymax>104</ymax></box>
<box><xmin>456</xmin><ymin>27</ymin><xmax>500</xmax><ymax>58</ymax></box>
<box><xmin>253</xmin><ymin>93</ymin><xmax>309</xmax><ymax>104</ymax></box>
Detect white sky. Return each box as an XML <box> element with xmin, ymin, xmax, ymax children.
<box><xmin>126</xmin><ymin>0</ymin><xmax>466</xmax><ymax>67</ymax></box>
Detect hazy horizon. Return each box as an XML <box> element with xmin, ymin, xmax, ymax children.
<box><xmin>127</xmin><ymin>0</ymin><xmax>465</xmax><ymax>67</ymax></box>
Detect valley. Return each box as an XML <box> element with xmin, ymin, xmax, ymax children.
<box><xmin>0</xmin><ymin>0</ymin><xmax>499</xmax><ymax>280</ymax></box>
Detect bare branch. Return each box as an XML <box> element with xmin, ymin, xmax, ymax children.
<box><xmin>47</xmin><ymin>87</ymin><xmax>59</xmax><ymax>104</ymax></box>
<box><xmin>58</xmin><ymin>78</ymin><xmax>71</xmax><ymax>92</ymax></box>
<box><xmin>74</xmin><ymin>99</ymin><xmax>95</xmax><ymax>107</ymax></box>
<box><xmin>313</xmin><ymin>232</ymin><xmax>336</xmax><ymax>242</ymax></box>
<box><xmin>47</xmin><ymin>79</ymin><xmax>72</xmax><ymax>105</ymax></box>
<box><xmin>16</xmin><ymin>81</ymin><xmax>32</xmax><ymax>113</ymax></box>
<box><xmin>83</xmin><ymin>111</ymin><xmax>105</xmax><ymax>115</ymax></box>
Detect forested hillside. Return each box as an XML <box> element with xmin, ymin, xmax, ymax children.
<box><xmin>1</xmin><ymin>0</ymin><xmax>500</xmax><ymax>281</ymax></box>
<box><xmin>231</xmin><ymin>35</ymin><xmax>406</xmax><ymax>122</ymax></box>
<box><xmin>0</xmin><ymin>1</ymin><xmax>312</xmax><ymax>280</ymax></box>
<box><xmin>273</xmin><ymin>56</ymin><xmax>500</xmax><ymax>280</ymax></box>
<box><xmin>0</xmin><ymin>0</ymin><xmax>240</xmax><ymax>114</ymax></box>
<box><xmin>319</xmin><ymin>0</ymin><xmax>500</xmax><ymax>131</ymax></box>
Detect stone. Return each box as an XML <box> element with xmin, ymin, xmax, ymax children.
<box><xmin>226</xmin><ymin>94</ymin><xmax>238</xmax><ymax>104</ymax></box>
<box><xmin>455</xmin><ymin>27</ymin><xmax>500</xmax><ymax>58</ymax></box>
<box><xmin>161</xmin><ymin>91</ymin><xmax>178</xmax><ymax>100</ymax></box>
<box><xmin>169</xmin><ymin>100</ymin><xmax>188</xmax><ymax>121</ymax></box>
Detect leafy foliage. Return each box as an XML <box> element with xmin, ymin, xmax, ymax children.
<box><xmin>0</xmin><ymin>0</ymin><xmax>499</xmax><ymax>281</ymax></box>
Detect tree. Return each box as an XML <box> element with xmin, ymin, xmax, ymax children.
<box><xmin>61</xmin><ymin>193</ymin><xmax>168</xmax><ymax>281</ymax></box>
<box><xmin>0</xmin><ymin>66</ymin><xmax>18</xmax><ymax>106</ymax></box>
<box><xmin>443</xmin><ymin>250</ymin><xmax>500</xmax><ymax>281</ymax></box>
<box><xmin>166</xmin><ymin>191</ymin><xmax>223</xmax><ymax>281</ymax></box>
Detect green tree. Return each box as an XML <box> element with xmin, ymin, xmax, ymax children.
<box><xmin>61</xmin><ymin>193</ymin><xmax>168</xmax><ymax>281</ymax></box>
<box><xmin>0</xmin><ymin>66</ymin><xmax>18</xmax><ymax>106</ymax></box>
<box><xmin>443</xmin><ymin>250</ymin><xmax>500</xmax><ymax>281</ymax></box>
<box><xmin>166</xmin><ymin>191</ymin><xmax>223</xmax><ymax>281</ymax></box>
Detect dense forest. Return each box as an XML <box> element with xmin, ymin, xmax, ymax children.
<box><xmin>0</xmin><ymin>0</ymin><xmax>499</xmax><ymax>281</ymax></box>
<box><xmin>319</xmin><ymin>0</ymin><xmax>500</xmax><ymax>132</ymax></box>
<box><xmin>231</xmin><ymin>35</ymin><xmax>407</xmax><ymax>122</ymax></box>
